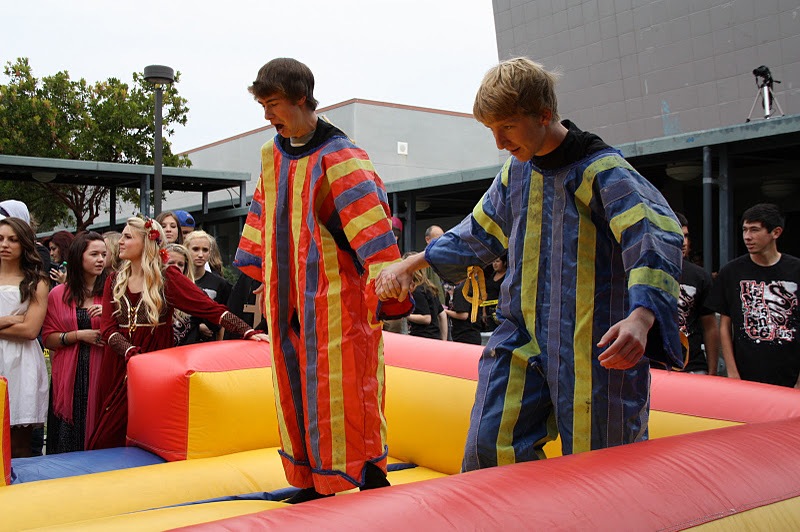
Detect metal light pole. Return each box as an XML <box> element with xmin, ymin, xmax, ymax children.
<box><xmin>143</xmin><ymin>65</ymin><xmax>175</xmax><ymax>216</ymax></box>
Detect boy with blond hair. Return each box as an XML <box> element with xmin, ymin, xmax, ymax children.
<box><xmin>377</xmin><ymin>58</ymin><xmax>684</xmax><ymax>469</ymax></box>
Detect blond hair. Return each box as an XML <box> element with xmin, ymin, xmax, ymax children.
<box><xmin>473</xmin><ymin>57</ymin><xmax>560</xmax><ymax>124</ymax></box>
<box><xmin>102</xmin><ymin>231</ymin><xmax>122</xmax><ymax>272</ymax></box>
<box><xmin>166</xmin><ymin>243</ymin><xmax>194</xmax><ymax>281</ymax></box>
<box><xmin>112</xmin><ymin>217</ymin><xmax>167</xmax><ymax>325</ymax></box>
<box><xmin>184</xmin><ymin>230</ymin><xmax>223</xmax><ymax>275</ymax></box>
<box><xmin>403</xmin><ymin>251</ymin><xmax>440</xmax><ymax>298</ymax></box>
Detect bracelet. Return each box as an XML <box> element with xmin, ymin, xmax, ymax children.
<box><xmin>60</xmin><ymin>332</ymin><xmax>68</xmax><ymax>346</ymax></box>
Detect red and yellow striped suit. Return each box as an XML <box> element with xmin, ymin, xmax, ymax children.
<box><xmin>235</xmin><ymin>119</ymin><xmax>403</xmax><ymax>494</ymax></box>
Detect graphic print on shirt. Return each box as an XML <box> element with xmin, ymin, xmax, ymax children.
<box><xmin>678</xmin><ymin>283</ymin><xmax>697</xmax><ymax>336</ymax></box>
<box><xmin>739</xmin><ymin>280</ymin><xmax>798</xmax><ymax>343</ymax></box>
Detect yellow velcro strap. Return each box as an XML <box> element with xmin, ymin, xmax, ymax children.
<box><xmin>463</xmin><ymin>266</ymin><xmax>488</xmax><ymax>323</ymax></box>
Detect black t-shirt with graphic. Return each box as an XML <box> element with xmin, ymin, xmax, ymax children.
<box><xmin>707</xmin><ymin>254</ymin><xmax>800</xmax><ymax>387</ymax></box>
<box><xmin>678</xmin><ymin>261</ymin><xmax>715</xmax><ymax>372</ymax></box>
<box><xmin>409</xmin><ymin>285</ymin><xmax>443</xmax><ymax>340</ymax></box>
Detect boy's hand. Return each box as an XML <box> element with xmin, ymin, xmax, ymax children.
<box><xmin>597</xmin><ymin>307</ymin><xmax>654</xmax><ymax>370</ymax></box>
<box><xmin>376</xmin><ymin>262</ymin><xmax>412</xmax><ymax>301</ymax></box>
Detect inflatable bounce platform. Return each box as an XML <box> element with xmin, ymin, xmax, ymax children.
<box><xmin>2</xmin><ymin>333</ymin><xmax>800</xmax><ymax>530</ymax></box>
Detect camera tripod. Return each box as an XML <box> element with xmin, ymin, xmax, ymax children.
<box><xmin>746</xmin><ymin>70</ymin><xmax>785</xmax><ymax>122</ymax></box>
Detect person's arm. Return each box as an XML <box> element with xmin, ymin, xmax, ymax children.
<box><xmin>0</xmin><ymin>314</ymin><xmax>24</xmax><ymax>330</ymax></box>
<box><xmin>445</xmin><ymin>308</ymin><xmax>470</xmax><ymax>321</ymax></box>
<box><xmin>101</xmin><ymin>274</ymin><xmax>141</xmax><ymax>359</ymax></box>
<box><xmin>378</xmin><ymin>163</ymin><xmax>514</xmax><ymax>302</ymax></box>
<box><xmin>595</xmin><ymin>162</ymin><xmax>684</xmax><ymax>369</ymax></box>
<box><xmin>376</xmin><ymin>252</ymin><xmax>429</xmax><ymax>302</ymax></box>
<box><xmin>438</xmin><ymin>309</ymin><xmax>448</xmax><ymax>341</ymax></box>
<box><xmin>43</xmin><ymin>328</ymin><xmax>101</xmax><ymax>350</ymax></box>
<box><xmin>166</xmin><ymin>267</ymin><xmax>265</xmax><ymax>341</ymax></box>
<box><xmin>700</xmin><ymin>314</ymin><xmax>720</xmax><ymax>375</ymax></box>
<box><xmin>233</xmin><ymin>177</ymin><xmax>266</xmax><ymax>283</ymax></box>
<box><xmin>0</xmin><ymin>279</ymin><xmax>49</xmax><ymax>341</ymax></box>
<box><xmin>407</xmin><ymin>312</ymin><xmax>431</xmax><ymax>325</ymax></box>
<box><xmin>718</xmin><ymin>314</ymin><xmax>740</xmax><ymax>379</ymax></box>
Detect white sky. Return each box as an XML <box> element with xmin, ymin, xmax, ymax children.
<box><xmin>2</xmin><ymin>0</ymin><xmax>499</xmax><ymax>154</ymax></box>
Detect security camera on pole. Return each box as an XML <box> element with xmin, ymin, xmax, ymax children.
<box><xmin>746</xmin><ymin>65</ymin><xmax>785</xmax><ymax>122</ymax></box>
<box><xmin>143</xmin><ymin>65</ymin><xmax>175</xmax><ymax>216</ymax></box>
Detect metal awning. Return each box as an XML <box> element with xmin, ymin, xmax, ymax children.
<box><xmin>0</xmin><ymin>153</ymin><xmax>251</xmax><ymax>226</ymax></box>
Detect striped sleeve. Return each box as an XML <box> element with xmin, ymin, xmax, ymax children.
<box><xmin>325</xmin><ymin>148</ymin><xmax>402</xmax><ymax>282</ymax></box>
<box><xmin>425</xmin><ymin>158</ymin><xmax>512</xmax><ymax>284</ymax></box>
<box><xmin>593</xmin><ymin>154</ymin><xmax>685</xmax><ymax>366</ymax></box>
<box><xmin>233</xmin><ymin>175</ymin><xmax>265</xmax><ymax>282</ymax></box>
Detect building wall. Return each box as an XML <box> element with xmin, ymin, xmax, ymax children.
<box><xmin>494</xmin><ymin>0</ymin><xmax>800</xmax><ymax>144</ymax></box>
<box><xmin>175</xmin><ymin>100</ymin><xmax>504</xmax><ymax>211</ymax></box>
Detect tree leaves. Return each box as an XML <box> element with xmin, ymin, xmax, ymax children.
<box><xmin>0</xmin><ymin>57</ymin><xmax>191</xmax><ymax>231</ymax></box>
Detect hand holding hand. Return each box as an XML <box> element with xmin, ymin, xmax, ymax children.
<box><xmin>375</xmin><ymin>261</ymin><xmax>413</xmax><ymax>302</ymax></box>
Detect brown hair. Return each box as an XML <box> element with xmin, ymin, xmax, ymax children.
<box><xmin>249</xmin><ymin>58</ymin><xmax>319</xmax><ymax>110</ymax></box>
<box><xmin>0</xmin><ymin>218</ymin><xmax>45</xmax><ymax>303</ymax></box>
<box><xmin>63</xmin><ymin>231</ymin><xmax>107</xmax><ymax>307</ymax></box>
<box><xmin>473</xmin><ymin>57</ymin><xmax>560</xmax><ymax>124</ymax></box>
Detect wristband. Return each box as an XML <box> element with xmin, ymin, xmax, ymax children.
<box><xmin>60</xmin><ymin>332</ymin><xmax>68</xmax><ymax>346</ymax></box>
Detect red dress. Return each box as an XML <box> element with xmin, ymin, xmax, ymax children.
<box><xmin>87</xmin><ymin>266</ymin><xmax>254</xmax><ymax>449</ymax></box>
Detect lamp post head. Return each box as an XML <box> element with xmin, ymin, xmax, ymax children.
<box><xmin>144</xmin><ymin>65</ymin><xmax>175</xmax><ymax>86</ymax></box>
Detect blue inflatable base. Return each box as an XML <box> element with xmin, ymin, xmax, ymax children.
<box><xmin>11</xmin><ymin>447</ymin><xmax>166</xmax><ymax>484</ymax></box>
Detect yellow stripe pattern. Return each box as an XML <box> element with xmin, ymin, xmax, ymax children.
<box><xmin>327</xmin><ymin>157</ymin><xmax>376</xmax><ymax>184</ymax></box>
<box><xmin>609</xmin><ymin>203</ymin><xmax>682</xmax><ymax>242</ymax></box>
<box><xmin>259</xmin><ymin>142</ymin><xmax>293</xmax><ymax>457</ymax></box>
<box><xmin>319</xmin><ymin>207</ymin><xmax>347</xmax><ymax>474</ymax></box>
<box><xmin>571</xmin><ymin>159</ymin><xmax>603</xmax><ymax>454</ymax></box>
<box><xmin>629</xmin><ymin>267</ymin><xmax>680</xmax><ymax>299</ymax></box>
<box><xmin>496</xmin><ymin>168</ymin><xmax>544</xmax><ymax>465</ymax></box>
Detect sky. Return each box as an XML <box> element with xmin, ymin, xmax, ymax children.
<box><xmin>3</xmin><ymin>0</ymin><xmax>499</xmax><ymax>154</ymax></box>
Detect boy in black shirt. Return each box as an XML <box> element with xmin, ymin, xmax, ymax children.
<box><xmin>708</xmin><ymin>204</ymin><xmax>800</xmax><ymax>388</ymax></box>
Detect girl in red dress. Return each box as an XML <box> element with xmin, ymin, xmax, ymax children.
<box><xmin>88</xmin><ymin>216</ymin><xmax>267</xmax><ymax>449</ymax></box>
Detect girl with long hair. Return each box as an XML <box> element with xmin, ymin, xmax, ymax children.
<box><xmin>166</xmin><ymin>243</ymin><xmax>195</xmax><ymax>346</ymax></box>
<box><xmin>0</xmin><ymin>217</ymin><xmax>49</xmax><ymax>457</ymax></box>
<box><xmin>102</xmin><ymin>231</ymin><xmax>122</xmax><ymax>274</ymax></box>
<box><xmin>184</xmin><ymin>230</ymin><xmax>231</xmax><ymax>343</ymax></box>
<box><xmin>88</xmin><ymin>216</ymin><xmax>267</xmax><ymax>449</ymax></box>
<box><xmin>47</xmin><ymin>230</ymin><xmax>75</xmax><ymax>284</ymax></box>
<box><xmin>155</xmin><ymin>211</ymin><xmax>183</xmax><ymax>245</ymax></box>
<box><xmin>42</xmin><ymin>232</ymin><xmax>107</xmax><ymax>453</ymax></box>
<box><xmin>407</xmin><ymin>262</ymin><xmax>447</xmax><ymax>340</ymax></box>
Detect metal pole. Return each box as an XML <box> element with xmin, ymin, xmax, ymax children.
<box><xmin>109</xmin><ymin>186</ymin><xmax>117</xmax><ymax>229</ymax></box>
<box><xmin>153</xmin><ymin>86</ymin><xmax>164</xmax><ymax>216</ymax></box>
<box><xmin>140</xmin><ymin>174</ymin><xmax>150</xmax><ymax>215</ymax></box>
<box><xmin>718</xmin><ymin>144</ymin><xmax>731</xmax><ymax>268</ymax></box>
<box><xmin>702</xmin><ymin>146</ymin><xmax>713</xmax><ymax>275</ymax></box>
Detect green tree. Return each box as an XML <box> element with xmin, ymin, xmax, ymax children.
<box><xmin>0</xmin><ymin>58</ymin><xmax>191</xmax><ymax>231</ymax></box>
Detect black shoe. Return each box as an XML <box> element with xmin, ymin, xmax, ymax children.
<box><xmin>360</xmin><ymin>462</ymin><xmax>391</xmax><ymax>491</ymax></box>
<box><xmin>284</xmin><ymin>487</ymin><xmax>333</xmax><ymax>504</ymax></box>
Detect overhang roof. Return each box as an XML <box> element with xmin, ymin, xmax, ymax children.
<box><xmin>0</xmin><ymin>154</ymin><xmax>250</xmax><ymax>192</ymax></box>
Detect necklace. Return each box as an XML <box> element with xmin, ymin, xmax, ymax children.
<box><xmin>124</xmin><ymin>294</ymin><xmax>144</xmax><ymax>336</ymax></box>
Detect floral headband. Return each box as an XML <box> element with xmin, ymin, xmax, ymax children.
<box><xmin>135</xmin><ymin>213</ymin><xmax>170</xmax><ymax>264</ymax></box>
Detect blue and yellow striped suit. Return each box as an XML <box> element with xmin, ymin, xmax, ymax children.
<box><xmin>426</xmin><ymin>148</ymin><xmax>683</xmax><ymax>469</ymax></box>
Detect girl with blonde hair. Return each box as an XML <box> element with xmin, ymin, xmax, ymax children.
<box><xmin>88</xmin><ymin>216</ymin><xmax>267</xmax><ymax>449</ymax></box>
<box><xmin>184</xmin><ymin>230</ymin><xmax>231</xmax><ymax>343</ymax></box>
